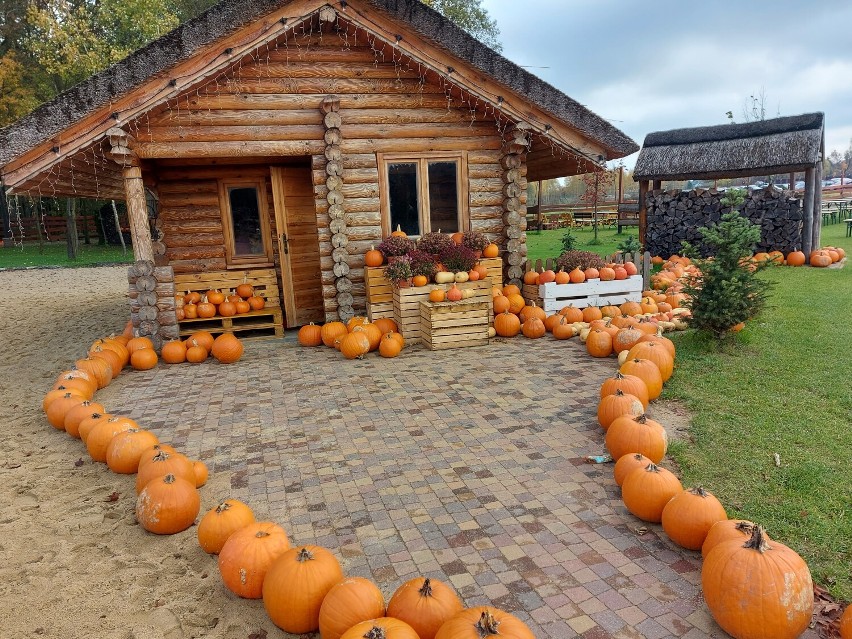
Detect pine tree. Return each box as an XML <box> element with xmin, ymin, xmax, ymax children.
<box><xmin>680</xmin><ymin>189</ymin><xmax>770</xmax><ymax>339</ymax></box>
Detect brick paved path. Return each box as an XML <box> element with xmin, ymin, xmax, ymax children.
<box><xmin>99</xmin><ymin>334</ymin><xmax>807</xmax><ymax>639</ymax></box>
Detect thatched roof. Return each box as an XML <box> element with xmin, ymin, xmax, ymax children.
<box><xmin>633</xmin><ymin>113</ymin><xmax>824</xmax><ymax>181</ymax></box>
<box><xmin>0</xmin><ymin>0</ymin><xmax>637</xmax><ymax>169</ymax></box>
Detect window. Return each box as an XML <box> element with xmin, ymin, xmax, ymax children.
<box><xmin>379</xmin><ymin>153</ymin><xmax>468</xmax><ymax>237</ymax></box>
<box><xmin>218</xmin><ymin>179</ymin><xmax>273</xmax><ymax>266</ymax></box>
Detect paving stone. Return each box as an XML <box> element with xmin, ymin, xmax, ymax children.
<box><xmin>96</xmin><ymin>335</ymin><xmax>755</xmax><ymax>637</ymax></box>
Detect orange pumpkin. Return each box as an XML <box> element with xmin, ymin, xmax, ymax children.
<box><xmin>321</xmin><ymin>322</ymin><xmax>348</xmax><ymax>347</ymax></box>
<box><xmin>211</xmin><ymin>333</ymin><xmax>244</xmax><ymax>363</ymax></box>
<box><xmin>197</xmin><ymin>499</ymin><xmax>256</xmax><ymax>554</ymax></box>
<box><xmin>189</xmin><ymin>330</ymin><xmax>214</xmax><ymax>352</ymax></box>
<box><xmin>64</xmin><ymin>400</ymin><xmax>106</xmax><ymax>438</ymax></box>
<box><xmin>585</xmin><ymin>329</ymin><xmax>613</xmax><ymax>357</ymax></box>
<box><xmin>581</xmin><ymin>306</ymin><xmax>602</xmax><ymax>322</ymax></box>
<box><xmin>568</xmin><ymin>267</ymin><xmax>585</xmax><ymax>283</ymax></box>
<box><xmin>554</xmin><ymin>269</ymin><xmax>570</xmax><ymax>284</ymax></box>
<box><xmin>429</xmin><ymin>288</ymin><xmax>446</xmax><ymax>303</ymax></box>
<box><xmin>521</xmin><ymin>316</ymin><xmax>545</xmax><ymax>339</ymax></box>
<box><xmin>135</xmin><ymin>450</ymin><xmax>196</xmax><ymax>494</ymax></box>
<box><xmin>506</xmin><ymin>294</ymin><xmax>525</xmax><ymax>314</ymax></box>
<box><xmin>379</xmin><ymin>333</ymin><xmax>403</xmax><ymax>358</ymax></box>
<box><xmin>605</xmin><ymin>413</ymin><xmax>668</xmax><ymax>463</ymax></box>
<box><xmin>87</xmin><ymin>416</ymin><xmax>137</xmax><ymax>463</ymax></box>
<box><xmin>702</xmin><ymin>520</ymin><xmax>761</xmax><ymax>558</ymax></box>
<box><xmin>297</xmin><ymin>323</ymin><xmax>323</xmax><ymax>347</ymax></box>
<box><xmin>626</xmin><ymin>341</ymin><xmax>674</xmax><ymax>382</ymax></box>
<box><xmin>136</xmin><ymin>474</ymin><xmax>200</xmax><ymax>535</ymax></box>
<box><xmin>105</xmin><ymin>428</ymin><xmax>159</xmax><ymax>474</ymax></box>
<box><xmin>373</xmin><ymin>318</ymin><xmax>398</xmax><ymax>334</ymax></box>
<box><xmin>613</xmin><ymin>452</ymin><xmax>652</xmax><ymax>487</ymax></box>
<box><xmin>262</xmin><ymin>545</ymin><xmax>344</xmax><ymax>634</ymax></box>
<box><xmin>435</xmin><ymin>607</ymin><xmax>535</xmax><ymax>639</ymax></box>
<box><xmin>45</xmin><ymin>392</ymin><xmax>86</xmax><ymax>430</ymax></box>
<box><xmin>218</xmin><ymin>521</ymin><xmax>291</xmax><ymax>599</ymax></box>
<box><xmin>161</xmin><ymin>340</ymin><xmax>187</xmax><ymax>364</ymax></box>
<box><xmin>386</xmin><ymin>577</ymin><xmax>462</xmax><ymax>639</ymax></box>
<box><xmin>483</xmin><ymin>243</ymin><xmax>499</xmax><ymax>258</ymax></box>
<box><xmin>236</xmin><ymin>282</ymin><xmax>254</xmax><ymax>299</ymax></box>
<box><xmin>661</xmin><ymin>487</ymin><xmax>727</xmax><ymax>550</ymax></box>
<box><xmin>597</xmin><ymin>390</ymin><xmax>644</xmax><ymax>430</ymax></box>
<box><xmin>558</xmin><ymin>304</ymin><xmax>583</xmax><ymax>323</ymax></box>
<box><xmin>551</xmin><ymin>316</ymin><xmax>575</xmax><ymax>340</ymax></box>
<box><xmin>619</xmin><ymin>358</ymin><xmax>663</xmax><ymax>400</ymax></box>
<box><xmin>600</xmin><ymin>371</ymin><xmax>649</xmax><ymax>409</ymax></box>
<box><xmin>365</xmin><ymin>245</ymin><xmax>384</xmax><ymax>267</ymax></box>
<box><xmin>621</xmin><ymin>463</ymin><xmax>683</xmax><ymax>523</ymax></box>
<box><xmin>192</xmin><ymin>460</ymin><xmax>209</xmax><ymax>487</ymax></box>
<box><xmin>319</xmin><ymin>577</ymin><xmax>387</xmax><ymax>639</ymax></box>
<box><xmin>492</xmin><ymin>294</ymin><xmax>510</xmax><ymax>314</ymax></box>
<box><xmin>494</xmin><ymin>311</ymin><xmax>521</xmax><ymax>337</ymax></box>
<box><xmin>130</xmin><ymin>348</ymin><xmax>158</xmax><ymax>371</ymax></box>
<box><xmin>341</xmin><ymin>330</ymin><xmax>370</xmax><ymax>360</ymax></box>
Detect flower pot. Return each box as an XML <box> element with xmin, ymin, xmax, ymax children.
<box><xmin>395</xmin><ymin>279</ymin><xmax>411</xmax><ymax>288</ymax></box>
<box><xmin>473</xmin><ymin>250</ymin><xmax>483</xmax><ymax>260</ymax></box>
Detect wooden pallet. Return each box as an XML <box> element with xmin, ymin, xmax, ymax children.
<box><xmin>523</xmin><ymin>275</ymin><xmax>643</xmax><ymax>315</ymax></box>
<box><xmin>393</xmin><ymin>280</ymin><xmax>493</xmax><ymax>344</ymax></box>
<box><xmin>175</xmin><ymin>268</ymin><xmax>283</xmax><ymax>337</ymax></box>
<box><xmin>420</xmin><ymin>299</ymin><xmax>490</xmax><ymax>350</ymax></box>
<box><xmin>178</xmin><ymin>308</ymin><xmax>284</xmax><ymax>338</ymax></box>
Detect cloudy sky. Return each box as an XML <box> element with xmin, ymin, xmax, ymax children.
<box><xmin>484</xmin><ymin>0</ymin><xmax>852</xmax><ymax>167</ymax></box>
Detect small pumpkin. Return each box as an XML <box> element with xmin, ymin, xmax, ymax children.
<box><xmin>236</xmin><ymin>282</ymin><xmax>254</xmax><ymax>299</ymax></box>
<box><xmin>207</xmin><ymin>289</ymin><xmax>225</xmax><ymax>305</ymax></box>
<box><xmin>494</xmin><ymin>311</ymin><xmax>521</xmax><ymax>337</ymax></box>
<box><xmin>492</xmin><ymin>294</ymin><xmax>510</xmax><ymax>314</ymax></box>
<box><xmin>585</xmin><ymin>328</ymin><xmax>613</xmax><ymax>357</ymax></box>
<box><xmin>262</xmin><ymin>545</ymin><xmax>344</xmax><ymax>634</ymax></box>
<box><xmin>136</xmin><ymin>474</ymin><xmax>200</xmax><ymax>535</ymax></box>
<box><xmin>218</xmin><ymin>521</ymin><xmax>291</xmax><ymax>598</ymax></box>
<box><xmin>135</xmin><ymin>450</ymin><xmax>196</xmax><ymax>494</ymax></box>
<box><xmin>391</xmin><ymin>225</ymin><xmax>408</xmax><ymax>238</ymax></box>
<box><xmin>519</xmin><ymin>301</ymin><xmax>546</xmax><ymax>324</ymax></box>
<box><xmin>365</xmin><ymin>245</ymin><xmax>384</xmax><ymax>267</ymax></box>
<box><xmin>319</xmin><ymin>577</ymin><xmax>387</xmax><ymax>639</ymax></box>
<box><xmin>126</xmin><ymin>335</ymin><xmax>155</xmax><ymax>354</ymax></box>
<box><xmin>197</xmin><ymin>296</ymin><xmax>217</xmax><ymax>318</ymax></box>
<box><xmin>429</xmin><ymin>288</ymin><xmax>446</xmax><ymax>303</ymax></box>
<box><xmin>554</xmin><ymin>269</ymin><xmax>570</xmax><ymax>284</ymax></box>
<box><xmin>379</xmin><ymin>333</ymin><xmax>403</xmax><ymax>358</ymax></box>
<box><xmin>45</xmin><ymin>392</ymin><xmax>86</xmax><ymax>430</ymax></box>
<box><xmin>839</xmin><ymin>604</ymin><xmax>852</xmax><ymax>639</ymax></box>
<box><xmin>581</xmin><ymin>306</ymin><xmax>602</xmax><ymax>323</ymax></box>
<box><xmin>186</xmin><ymin>340</ymin><xmax>208</xmax><ymax>363</ymax></box>
<box><xmin>521</xmin><ymin>316</ymin><xmax>545</xmax><ymax>339</ymax></box>
<box><xmin>413</xmin><ymin>274</ymin><xmax>429</xmax><ymax>287</ymax></box>
<box><xmin>558</xmin><ymin>304</ymin><xmax>583</xmax><ymax>323</ymax></box>
<box><xmin>621</xmin><ymin>463</ymin><xmax>683</xmax><ymax>523</ymax></box>
<box><xmin>161</xmin><ymin>340</ymin><xmax>187</xmax><ymax>364</ymax></box>
<box><xmin>298</xmin><ymin>322</ymin><xmax>323</xmax><ymax>347</ymax></box>
<box><xmin>321</xmin><ymin>321</ymin><xmax>348</xmax><ymax>347</ymax></box>
<box><xmin>552</xmin><ymin>316</ymin><xmax>575</xmax><ymax>340</ymax></box>
<box><xmin>235</xmin><ymin>299</ymin><xmax>251</xmax><ymax>314</ymax></box>
<box><xmin>189</xmin><ymin>330</ymin><xmax>215</xmax><ymax>352</ymax></box>
<box><xmin>87</xmin><ymin>415</ymin><xmax>137</xmax><ymax>462</ymax></box>
<box><xmin>211</xmin><ymin>333</ymin><xmax>244</xmax><ymax>363</ymax></box>
<box><xmin>483</xmin><ymin>243</ymin><xmax>499</xmax><ymax>258</ymax></box>
<box><xmin>568</xmin><ymin>267</ymin><xmax>585</xmax><ymax>283</ymax></box>
<box><xmin>373</xmin><ymin>318</ymin><xmax>398</xmax><ymax>334</ymax></box>
<box><xmin>248</xmin><ymin>293</ymin><xmax>266</xmax><ymax>310</ymax></box>
<box><xmin>387</xmin><ymin>577</ymin><xmax>462</xmax><ymax>639</ymax></box>
<box><xmin>192</xmin><ymin>460</ymin><xmax>209</xmax><ymax>487</ymax></box>
<box><xmin>197</xmin><ymin>499</ymin><xmax>256</xmax><ymax>554</ymax></box>
<box><xmin>506</xmin><ymin>294</ymin><xmax>525</xmax><ymax>315</ymax></box>
<box><xmin>619</xmin><ymin>358</ymin><xmax>663</xmax><ymax>400</ymax></box>
<box><xmin>446</xmin><ymin>284</ymin><xmax>463</xmax><ymax>302</ymax></box>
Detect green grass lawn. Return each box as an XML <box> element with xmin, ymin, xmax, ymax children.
<box><xmin>526</xmin><ymin>226</ymin><xmax>638</xmax><ymax>263</ymax></box>
<box><xmin>0</xmin><ymin>242</ymin><xmax>134</xmax><ymax>269</ymax></box>
<box><xmin>665</xmin><ymin>221</ymin><xmax>851</xmax><ymax>599</ymax></box>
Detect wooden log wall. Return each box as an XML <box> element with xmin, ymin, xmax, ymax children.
<box><xmin>645</xmin><ymin>187</ymin><xmax>804</xmax><ymax>258</ymax></box>
<box><xmin>153</xmin><ymin>163</ymin><xmax>278</xmax><ymax>274</ymax></box>
<box><xmin>128</xmin><ymin>260</ymin><xmax>178</xmax><ymax>350</ymax></box>
<box><xmin>501</xmin><ymin>124</ymin><xmax>531</xmax><ymax>286</ymax></box>
<box><xmin>141</xmin><ymin>33</ymin><xmax>510</xmax><ymax>319</ymax></box>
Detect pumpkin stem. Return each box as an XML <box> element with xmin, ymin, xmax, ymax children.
<box><xmin>635</xmin><ymin>414</ymin><xmax>648</xmax><ymax>424</ymax></box>
<box><xmin>743</xmin><ymin>525</ymin><xmax>771</xmax><ymax>553</ymax></box>
<box><xmin>296</xmin><ymin>547</ymin><xmax>314</xmax><ymax>562</ymax></box>
<box><xmin>254</xmin><ymin>530</ymin><xmax>270</xmax><ymax>539</ymax></box>
<box><xmin>152</xmin><ymin>451</ymin><xmax>170</xmax><ymax>462</ymax></box>
<box><xmin>644</xmin><ymin>463</ymin><xmax>660</xmax><ymax>473</ymax></box>
<box><xmin>418</xmin><ymin>577</ymin><xmax>433</xmax><ymax>597</ymax></box>
<box><xmin>163</xmin><ymin>474</ymin><xmax>176</xmax><ymax>484</ymax></box>
<box><xmin>688</xmin><ymin>486</ymin><xmax>709</xmax><ymax>498</ymax></box>
<box><xmin>362</xmin><ymin>627</ymin><xmax>386</xmax><ymax>639</ymax></box>
<box><xmin>734</xmin><ymin>521</ymin><xmax>756</xmax><ymax>534</ymax></box>
<box><xmin>474</xmin><ymin>610</ymin><xmax>501</xmax><ymax>635</ymax></box>
<box><xmin>614</xmin><ymin>389</ymin><xmax>625</xmax><ymax>397</ymax></box>
<box><xmin>216</xmin><ymin>502</ymin><xmax>232</xmax><ymax>514</ymax></box>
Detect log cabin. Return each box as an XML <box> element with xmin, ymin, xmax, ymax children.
<box><xmin>0</xmin><ymin>0</ymin><xmax>637</xmax><ymax>344</ymax></box>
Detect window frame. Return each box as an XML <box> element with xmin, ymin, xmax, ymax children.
<box><xmin>218</xmin><ymin>178</ymin><xmax>274</xmax><ymax>268</ymax></box>
<box><xmin>377</xmin><ymin>151</ymin><xmax>469</xmax><ymax>238</ymax></box>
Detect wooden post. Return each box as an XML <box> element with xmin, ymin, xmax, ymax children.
<box><xmin>536</xmin><ymin>180</ymin><xmax>542</xmax><ymax>232</ymax></box>
<box><xmin>0</xmin><ymin>185</ymin><xmax>11</xmax><ymax>247</ymax></box>
<box><xmin>802</xmin><ymin>167</ymin><xmax>815</xmax><ymax>260</ymax></box>
<box><xmin>65</xmin><ymin>198</ymin><xmax>78</xmax><ymax>259</ymax></box>
<box><xmin>789</xmin><ymin>172</ymin><xmax>795</xmax><ymax>191</ymax></box>
<box><xmin>813</xmin><ymin>138</ymin><xmax>824</xmax><ymax>250</ymax></box>
<box><xmin>111</xmin><ymin>200</ymin><xmax>127</xmax><ymax>255</ymax></box>
<box><xmin>123</xmin><ymin>165</ymin><xmax>153</xmax><ymax>262</ymax></box>
<box><xmin>638</xmin><ymin>180</ymin><xmax>649</xmax><ymax>248</ymax></box>
<box><xmin>652</xmin><ymin>179</ymin><xmax>662</xmax><ymax>191</ymax></box>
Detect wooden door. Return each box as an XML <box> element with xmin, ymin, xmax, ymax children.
<box><xmin>271</xmin><ymin>165</ymin><xmax>325</xmax><ymax>327</ymax></box>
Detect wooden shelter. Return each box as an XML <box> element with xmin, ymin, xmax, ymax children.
<box><xmin>633</xmin><ymin>113</ymin><xmax>825</xmax><ymax>257</ymax></box>
<box><xmin>0</xmin><ymin>0</ymin><xmax>637</xmax><ymax>343</ymax></box>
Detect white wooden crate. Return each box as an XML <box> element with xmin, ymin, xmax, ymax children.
<box><xmin>528</xmin><ymin>275</ymin><xmax>643</xmax><ymax>315</ymax></box>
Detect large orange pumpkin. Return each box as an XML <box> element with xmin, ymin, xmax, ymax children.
<box><xmin>619</xmin><ymin>358</ymin><xmax>663</xmax><ymax>400</ymax></box>
<box><xmin>197</xmin><ymin>499</ymin><xmax>256</xmax><ymax>554</ymax></box>
<box><xmin>130</xmin><ymin>348</ymin><xmax>158</xmax><ymax>371</ymax></box>
<box><xmin>661</xmin><ymin>487</ymin><xmax>727</xmax><ymax>550</ymax></box>
<box><xmin>340</xmin><ymin>618</ymin><xmax>420</xmax><ymax>639</ymax></box>
<box><xmin>321</xmin><ymin>322</ymin><xmax>348</xmax><ymax>347</ymax></box>
<box><xmin>318</xmin><ymin>577</ymin><xmax>386</xmax><ymax>639</ymax></box>
<box><xmin>135</xmin><ymin>450</ymin><xmax>196</xmax><ymax>493</ymax></box>
<box><xmin>161</xmin><ymin>340</ymin><xmax>187</xmax><ymax>364</ymax></box>
<box><xmin>341</xmin><ymin>330</ymin><xmax>370</xmax><ymax>359</ymax></box>
<box><xmin>87</xmin><ymin>416</ymin><xmax>137</xmax><ymax>462</ymax></box>
<box><xmin>105</xmin><ymin>428</ymin><xmax>159</xmax><ymax>474</ymax></box>
<box><xmin>585</xmin><ymin>329</ymin><xmax>613</xmax><ymax>357</ymax></box>
<box><xmin>701</xmin><ymin>520</ymin><xmax>761</xmax><ymax>558</ymax></box>
<box><xmin>298</xmin><ymin>322</ymin><xmax>323</xmax><ymax>347</ymax></box>
<box><xmin>494</xmin><ymin>311</ymin><xmax>521</xmax><ymax>337</ymax></box>
<box><xmin>387</xmin><ymin>577</ymin><xmax>462</xmax><ymax>639</ymax></box>
<box><xmin>211</xmin><ymin>333</ymin><xmax>244</xmax><ymax>363</ymax></box>
<box><xmin>262</xmin><ymin>545</ymin><xmax>344</xmax><ymax>634</ymax></box>
<box><xmin>702</xmin><ymin>526</ymin><xmax>813</xmax><ymax>639</ymax></box>
<box><xmin>435</xmin><ymin>607</ymin><xmax>535</xmax><ymax>639</ymax></box>
<box><xmin>600</xmin><ymin>372</ymin><xmax>649</xmax><ymax>409</ymax></box>
<box><xmin>605</xmin><ymin>413</ymin><xmax>668</xmax><ymax>463</ymax></box>
<box><xmin>621</xmin><ymin>463</ymin><xmax>683</xmax><ymax>523</ymax></box>
<box><xmin>597</xmin><ymin>390</ymin><xmax>644</xmax><ymax>430</ymax></box>
<box><xmin>218</xmin><ymin>522</ymin><xmax>291</xmax><ymax>599</ymax></box>
<box><xmin>626</xmin><ymin>341</ymin><xmax>674</xmax><ymax>382</ymax></box>
<box><xmin>135</xmin><ymin>474</ymin><xmax>200</xmax><ymax>535</ymax></box>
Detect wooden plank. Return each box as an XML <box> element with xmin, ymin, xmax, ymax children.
<box><xmin>420</xmin><ymin>299</ymin><xmax>490</xmax><ymax>351</ymax></box>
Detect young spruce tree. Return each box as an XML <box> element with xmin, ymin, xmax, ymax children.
<box><xmin>680</xmin><ymin>189</ymin><xmax>770</xmax><ymax>339</ymax></box>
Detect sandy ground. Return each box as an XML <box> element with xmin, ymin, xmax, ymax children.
<box><xmin>0</xmin><ymin>266</ymin><xmax>276</xmax><ymax>639</ymax></box>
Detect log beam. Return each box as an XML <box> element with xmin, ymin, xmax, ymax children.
<box><xmin>124</xmin><ymin>165</ymin><xmax>154</xmax><ymax>262</ymax></box>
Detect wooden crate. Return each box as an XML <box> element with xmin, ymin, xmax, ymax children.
<box><xmin>178</xmin><ymin>307</ymin><xmax>284</xmax><ymax>338</ymax></box>
<box><xmin>365</xmin><ymin>266</ymin><xmax>392</xmax><ymax>304</ymax></box>
<box><xmin>175</xmin><ymin>268</ymin><xmax>283</xmax><ymax>337</ymax></box>
<box><xmin>420</xmin><ymin>300</ymin><xmax>490</xmax><ymax>350</ymax></box>
<box><xmin>393</xmin><ymin>280</ymin><xmax>493</xmax><ymax>344</ymax></box>
<box><xmin>478</xmin><ymin>257</ymin><xmax>503</xmax><ymax>289</ymax></box>
<box><xmin>367</xmin><ymin>301</ymin><xmax>394</xmax><ymax>322</ymax></box>
<box><xmin>523</xmin><ymin>275</ymin><xmax>643</xmax><ymax>316</ymax></box>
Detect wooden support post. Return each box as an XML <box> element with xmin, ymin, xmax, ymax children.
<box><xmin>802</xmin><ymin>167</ymin><xmax>815</xmax><ymax>260</ymax></box>
<box><xmin>813</xmin><ymin>140</ymin><xmax>824</xmax><ymax>250</ymax></box>
<box><xmin>65</xmin><ymin>198</ymin><xmax>78</xmax><ymax>259</ymax></box>
<box><xmin>638</xmin><ymin>180</ymin><xmax>649</xmax><ymax>248</ymax></box>
<box><xmin>652</xmin><ymin>179</ymin><xmax>662</xmax><ymax>191</ymax></box>
<box><xmin>123</xmin><ymin>165</ymin><xmax>153</xmax><ymax>262</ymax></box>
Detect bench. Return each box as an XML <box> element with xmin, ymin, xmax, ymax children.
<box><xmin>617</xmin><ymin>203</ymin><xmax>640</xmax><ymax>233</ymax></box>
<box><xmin>174</xmin><ymin>268</ymin><xmax>284</xmax><ymax>337</ymax></box>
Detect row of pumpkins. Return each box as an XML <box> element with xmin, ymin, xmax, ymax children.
<box><xmin>44</xmin><ymin>326</ymin><xmax>538</xmax><ymax>639</ymax></box>
<box><xmin>175</xmin><ymin>282</ymin><xmax>266</xmax><ymax>321</ymax></box>
<box><xmin>298</xmin><ymin>316</ymin><xmax>407</xmax><ymax>359</ymax></box>
<box><xmin>491</xmin><ymin>283</ymin><xmax>689</xmax><ymax>341</ymax></box>
<box><xmin>593</xmin><ymin>323</ymin><xmax>835</xmax><ymax>639</ymax></box>
<box><xmin>522</xmin><ymin>260</ymin><xmax>639</xmax><ymax>286</ymax></box>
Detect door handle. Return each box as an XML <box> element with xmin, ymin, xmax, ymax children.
<box><xmin>280</xmin><ymin>233</ymin><xmax>289</xmax><ymax>255</ymax></box>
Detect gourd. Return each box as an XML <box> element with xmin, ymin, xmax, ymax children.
<box><xmin>454</xmin><ymin>270</ymin><xmax>469</xmax><ymax>283</ymax></box>
<box><xmin>434</xmin><ymin>271</ymin><xmax>455</xmax><ymax>284</ymax></box>
<box><xmin>135</xmin><ymin>474</ymin><xmax>200</xmax><ymax>535</ymax></box>
<box><xmin>446</xmin><ymin>284</ymin><xmax>463</xmax><ymax>302</ymax></box>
